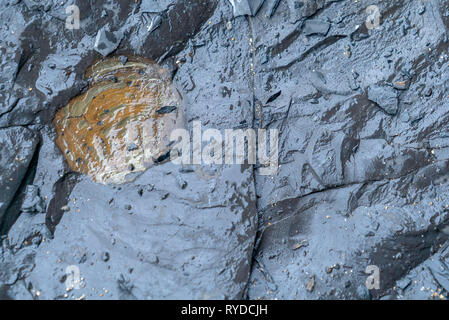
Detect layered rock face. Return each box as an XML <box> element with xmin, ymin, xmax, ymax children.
<box><xmin>0</xmin><ymin>0</ymin><xmax>449</xmax><ymax>300</ymax></box>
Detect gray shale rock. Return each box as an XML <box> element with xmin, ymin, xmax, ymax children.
<box><xmin>1</xmin><ymin>0</ymin><xmax>449</xmax><ymax>300</ymax></box>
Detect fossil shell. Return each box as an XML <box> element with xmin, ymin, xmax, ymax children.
<box><xmin>54</xmin><ymin>57</ymin><xmax>184</xmax><ymax>184</ymax></box>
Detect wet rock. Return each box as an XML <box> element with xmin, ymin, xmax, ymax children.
<box><xmin>94</xmin><ymin>27</ymin><xmax>123</xmax><ymax>57</ymax></box>
<box><xmin>2</xmin><ymin>0</ymin><xmax>449</xmax><ymax>301</ymax></box>
<box><xmin>396</xmin><ymin>277</ymin><xmax>411</xmax><ymax>291</ymax></box>
<box><xmin>156</xmin><ymin>106</ymin><xmax>177</xmax><ymax>114</ymax></box>
<box><xmin>0</xmin><ymin>127</ymin><xmax>39</xmax><ymax>226</ymax></box>
<box><xmin>306</xmin><ymin>275</ymin><xmax>315</xmax><ymax>292</ymax></box>
<box><xmin>7</xmin><ymin>211</ymin><xmax>49</xmax><ymax>250</ymax></box>
<box><xmin>119</xmin><ymin>56</ymin><xmax>128</xmax><ymax>65</ymax></box>
<box><xmin>140</xmin><ymin>0</ymin><xmax>176</xmax><ymax>13</ymax></box>
<box><xmin>0</xmin><ymin>95</ymin><xmax>42</xmax><ymax>128</ymax></box>
<box><xmin>126</xmin><ymin>143</ymin><xmax>138</xmax><ymax>152</ymax></box>
<box><xmin>418</xmin><ymin>4</ymin><xmax>426</xmax><ymax>15</ymax></box>
<box><xmin>228</xmin><ymin>0</ymin><xmax>265</xmax><ymax>17</ymax></box>
<box><xmin>303</xmin><ymin>20</ymin><xmax>331</xmax><ymax>36</ymax></box>
<box><xmin>356</xmin><ymin>285</ymin><xmax>371</xmax><ymax>300</ymax></box>
<box><xmin>367</xmin><ymin>84</ymin><xmax>399</xmax><ymax>115</ymax></box>
<box><xmin>423</xmin><ymin>88</ymin><xmax>433</xmax><ymax>97</ymax></box>
<box><xmin>146</xmin><ymin>15</ymin><xmax>163</xmax><ymax>33</ymax></box>
<box><xmin>291</xmin><ymin>240</ymin><xmax>308</xmax><ymax>251</ymax></box>
<box><xmin>102</xmin><ymin>252</ymin><xmax>110</xmax><ymax>262</ymax></box>
<box><xmin>176</xmin><ymin>175</ymin><xmax>187</xmax><ymax>190</ymax></box>
<box><xmin>20</xmin><ymin>185</ymin><xmax>44</xmax><ymax>214</ymax></box>
<box><xmin>265</xmin><ymin>0</ymin><xmax>281</xmax><ymax>18</ymax></box>
<box><xmin>266</xmin><ymin>91</ymin><xmax>281</xmax><ymax>104</ymax></box>
<box><xmin>392</xmin><ymin>80</ymin><xmax>410</xmax><ymax>90</ymax></box>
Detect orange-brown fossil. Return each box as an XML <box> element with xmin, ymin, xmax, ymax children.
<box><xmin>54</xmin><ymin>57</ymin><xmax>184</xmax><ymax>184</ymax></box>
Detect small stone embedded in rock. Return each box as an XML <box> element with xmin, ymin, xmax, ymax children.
<box><xmin>418</xmin><ymin>4</ymin><xmax>426</xmax><ymax>15</ymax></box>
<box><xmin>153</xmin><ymin>151</ymin><xmax>171</xmax><ymax>164</ymax></box>
<box><xmin>396</xmin><ymin>277</ymin><xmax>412</xmax><ymax>290</ymax></box>
<box><xmin>393</xmin><ymin>80</ymin><xmax>410</xmax><ymax>90</ymax></box>
<box><xmin>156</xmin><ymin>106</ymin><xmax>177</xmax><ymax>114</ymax></box>
<box><xmin>148</xmin><ymin>254</ymin><xmax>159</xmax><ymax>264</ymax></box>
<box><xmin>161</xmin><ymin>192</ymin><xmax>169</xmax><ymax>200</ymax></box>
<box><xmin>292</xmin><ymin>240</ymin><xmax>308</xmax><ymax>250</ymax></box>
<box><xmin>423</xmin><ymin>88</ymin><xmax>433</xmax><ymax>97</ymax></box>
<box><xmin>176</xmin><ymin>175</ymin><xmax>187</xmax><ymax>189</ymax></box>
<box><xmin>306</xmin><ymin>275</ymin><xmax>315</xmax><ymax>292</ymax></box>
<box><xmin>127</xmin><ymin>143</ymin><xmax>138</xmax><ymax>152</ymax></box>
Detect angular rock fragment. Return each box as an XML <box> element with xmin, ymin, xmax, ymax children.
<box><xmin>266</xmin><ymin>90</ymin><xmax>281</xmax><ymax>104</ymax></box>
<box><xmin>392</xmin><ymin>80</ymin><xmax>410</xmax><ymax>90</ymax></box>
<box><xmin>367</xmin><ymin>84</ymin><xmax>399</xmax><ymax>115</ymax></box>
<box><xmin>156</xmin><ymin>106</ymin><xmax>177</xmax><ymax>114</ymax></box>
<box><xmin>94</xmin><ymin>27</ymin><xmax>123</xmax><ymax>57</ymax></box>
<box><xmin>228</xmin><ymin>0</ymin><xmax>265</xmax><ymax>17</ymax></box>
<box><xmin>306</xmin><ymin>275</ymin><xmax>315</xmax><ymax>292</ymax></box>
<box><xmin>21</xmin><ymin>185</ymin><xmax>44</xmax><ymax>214</ymax></box>
<box><xmin>265</xmin><ymin>0</ymin><xmax>281</xmax><ymax>18</ymax></box>
<box><xmin>303</xmin><ymin>20</ymin><xmax>330</xmax><ymax>36</ymax></box>
<box><xmin>17</xmin><ymin>162</ymin><xmax>257</xmax><ymax>299</ymax></box>
<box><xmin>139</xmin><ymin>0</ymin><xmax>176</xmax><ymax>13</ymax></box>
<box><xmin>146</xmin><ymin>15</ymin><xmax>162</xmax><ymax>33</ymax></box>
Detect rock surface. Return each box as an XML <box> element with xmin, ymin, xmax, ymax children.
<box><xmin>0</xmin><ymin>0</ymin><xmax>449</xmax><ymax>300</ymax></box>
<box><xmin>0</xmin><ymin>127</ymin><xmax>39</xmax><ymax>228</ymax></box>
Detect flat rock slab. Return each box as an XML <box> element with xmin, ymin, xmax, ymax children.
<box><xmin>303</xmin><ymin>20</ymin><xmax>331</xmax><ymax>36</ymax></box>
<box><xmin>21</xmin><ymin>163</ymin><xmax>257</xmax><ymax>299</ymax></box>
<box><xmin>2</xmin><ymin>0</ymin><xmax>449</xmax><ymax>301</ymax></box>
